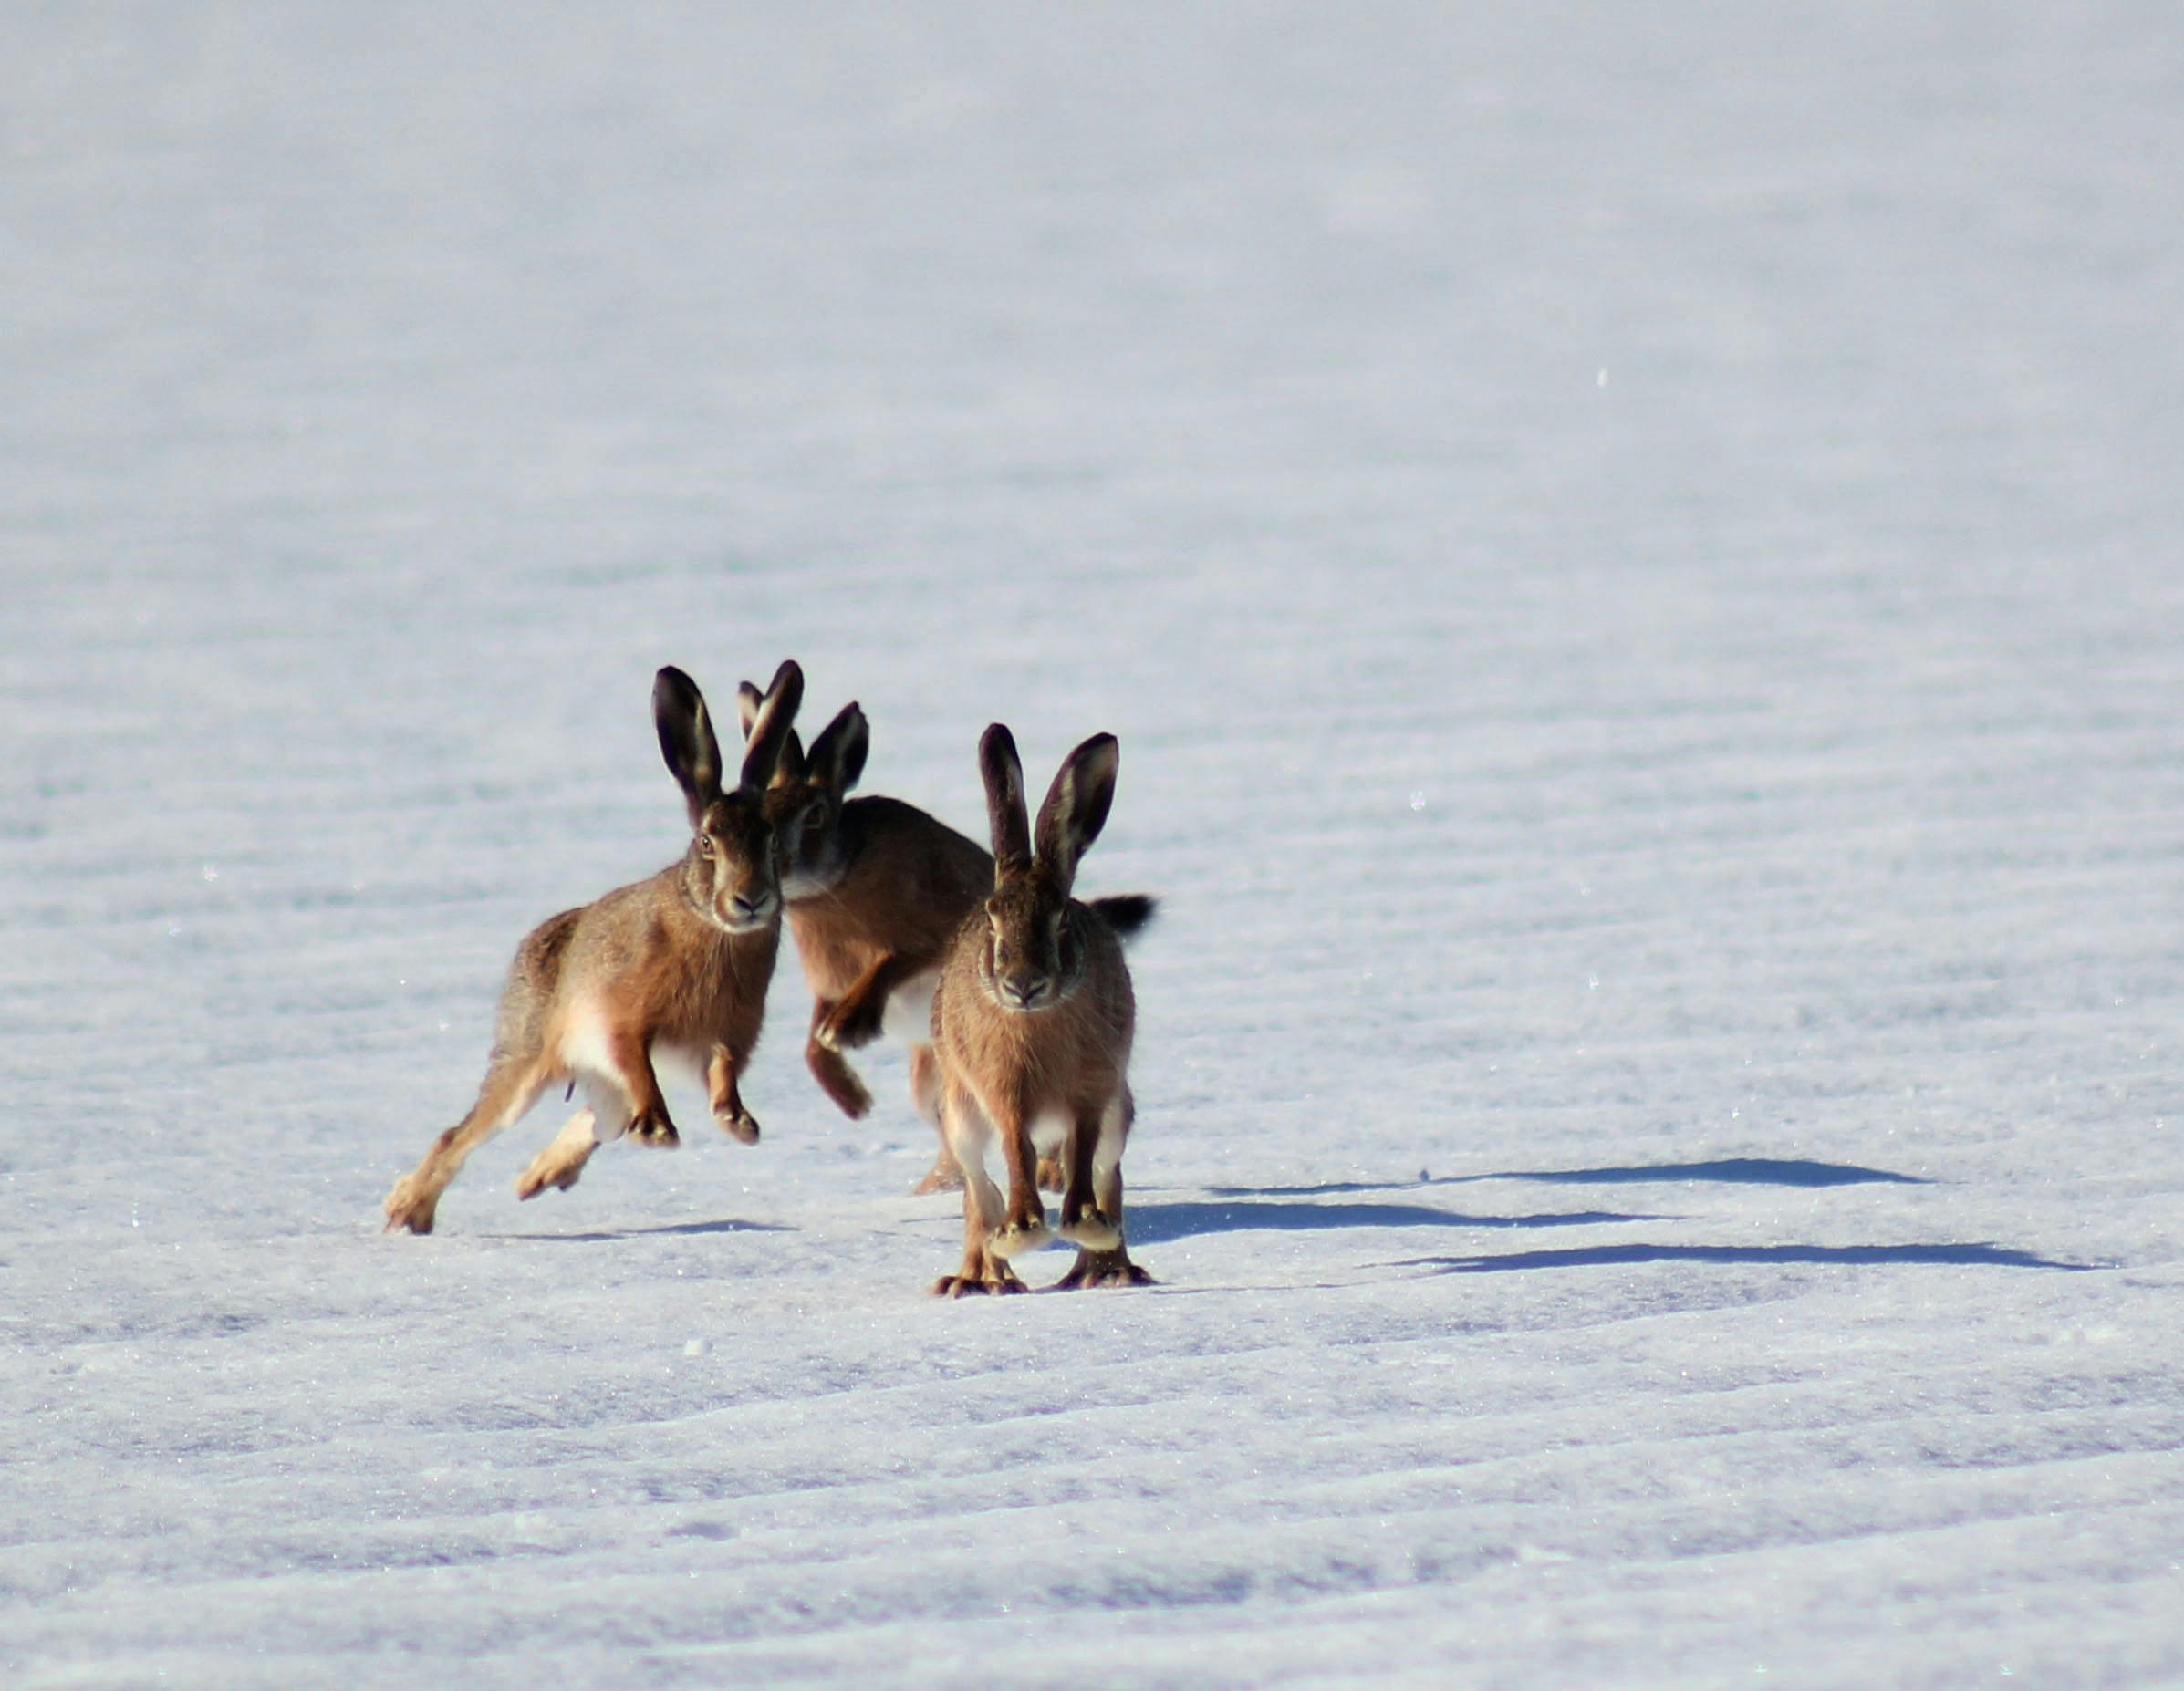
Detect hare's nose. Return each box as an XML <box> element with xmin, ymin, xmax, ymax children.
<box><xmin>1000</xmin><ymin>976</ymin><xmax>1040</xmax><ymax>1009</ymax></box>
<box><xmin>731</xmin><ymin>890</ymin><xmax>776</xmax><ymax>922</ymax></box>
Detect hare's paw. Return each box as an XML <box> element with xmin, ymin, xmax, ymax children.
<box><xmin>381</xmin><ymin>1175</ymin><xmax>439</xmax><ymax>1235</ymax></box>
<box><xmin>515</xmin><ymin>1150</ymin><xmax>587</xmax><ymax>1200</ymax></box>
<box><xmin>714</xmin><ymin>1107</ymin><xmax>761</xmax><ymax>1146</ymax></box>
<box><xmin>817</xmin><ymin>994</ymin><xmax>887</xmax><ymax>1053</ymax></box>
<box><xmin>629</xmin><ymin>1114</ymin><xmax>681</xmax><ymax>1149</ymax></box>
<box><xmin>1056</xmin><ymin>1250</ymin><xmax>1154</xmax><ymax>1291</ymax></box>
<box><xmin>518</xmin><ymin>1111</ymin><xmax>598</xmax><ymax>1199</ymax></box>
<box><xmin>931</xmin><ymin>1260</ymin><xmax>1028</xmax><ymax>1298</ymax></box>
<box><xmin>1057</xmin><ymin>1209</ymin><xmax>1122</xmax><ymax>1251</ymax></box>
<box><xmin>808</xmin><ymin>1047</ymin><xmax>873</xmax><ymax>1119</ymax></box>
<box><xmin>912</xmin><ymin>1157</ymin><xmax>966</xmax><ymax>1196</ymax></box>
<box><xmin>987</xmin><ymin>1216</ymin><xmax>1052</xmax><ymax>1260</ymax></box>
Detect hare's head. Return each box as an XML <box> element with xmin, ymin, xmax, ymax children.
<box><xmin>738</xmin><ymin>688</ymin><xmax>868</xmax><ymax>900</ymax></box>
<box><xmin>654</xmin><ymin>660</ymin><xmax>804</xmax><ymax>934</ymax></box>
<box><xmin>975</xmin><ymin>724</ymin><xmax>1118</xmax><ymax>1014</ymax></box>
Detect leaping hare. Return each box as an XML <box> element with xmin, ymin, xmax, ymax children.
<box><xmin>381</xmin><ymin>660</ymin><xmax>804</xmax><ymax>1234</ymax></box>
<box><xmin>738</xmin><ymin>684</ymin><xmax>1155</xmax><ymax>1197</ymax></box>
<box><xmin>927</xmin><ymin>724</ymin><xmax>1152</xmax><ymax>1294</ymax></box>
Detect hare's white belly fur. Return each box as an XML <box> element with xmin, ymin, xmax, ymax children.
<box><xmin>882</xmin><ymin>969</ymin><xmax>940</xmax><ymax>1046</ymax></box>
<box><xmin>557</xmin><ymin>1000</ymin><xmax>707</xmax><ymax>1137</ymax></box>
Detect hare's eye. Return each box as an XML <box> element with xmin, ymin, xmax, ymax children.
<box><xmin>695</xmin><ymin>835</ymin><xmax>714</xmax><ymax>857</ymax></box>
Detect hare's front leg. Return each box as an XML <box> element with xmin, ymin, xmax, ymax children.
<box><xmin>1056</xmin><ymin>1102</ymin><xmax>1121</xmax><ymax>1250</ymax></box>
<box><xmin>983</xmin><ymin>1096</ymin><xmax>1051</xmax><ymax>1260</ymax></box>
<box><xmin>816</xmin><ymin>953</ymin><xmax>920</xmax><ymax>1052</ymax></box>
<box><xmin>804</xmin><ymin>1000</ymin><xmax>873</xmax><ymax>1119</ymax></box>
<box><xmin>1056</xmin><ymin>1092</ymin><xmax>1151</xmax><ymax>1289</ymax></box>
<box><xmin>931</xmin><ymin>1078</ymin><xmax>1025</xmax><ymax>1296</ymax></box>
<box><xmin>598</xmin><ymin>1026</ymin><xmax>679</xmax><ymax>1147</ymax></box>
<box><xmin>707</xmin><ymin>1043</ymin><xmax>761</xmax><ymax>1145</ymax></box>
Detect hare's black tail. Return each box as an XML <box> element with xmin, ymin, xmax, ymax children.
<box><xmin>1088</xmin><ymin>894</ymin><xmax>1158</xmax><ymax>943</ymax></box>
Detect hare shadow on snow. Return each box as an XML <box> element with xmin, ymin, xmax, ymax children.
<box><xmin>1396</xmin><ymin>1240</ymin><xmax>2099</xmax><ymax>1274</ymax></box>
<box><xmin>1191</xmin><ymin>1162</ymin><xmax>2099</xmax><ymax>1275</ymax></box>
<box><xmin>1124</xmin><ymin>1197</ymin><xmax>1665</xmax><ymax>1249</ymax></box>
<box><xmin>1209</xmin><ymin>1157</ymin><xmax>1932</xmax><ymax>1200</ymax></box>
<box><xmin>479</xmin><ymin>1218</ymin><xmax>796</xmax><ymax>1244</ymax></box>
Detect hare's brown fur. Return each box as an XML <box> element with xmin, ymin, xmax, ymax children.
<box><xmin>737</xmin><ymin>688</ymin><xmax>991</xmax><ymax>1191</ymax></box>
<box><xmin>744</xmin><ymin>688</ymin><xmax>1156</xmax><ymax>1197</ymax></box>
<box><xmin>927</xmin><ymin>726</ymin><xmax>1151</xmax><ymax>1294</ymax></box>
<box><xmin>784</xmin><ymin>796</ymin><xmax>990</xmax><ymax>1187</ymax></box>
<box><xmin>382</xmin><ymin>662</ymin><xmax>800</xmax><ymax>1234</ymax></box>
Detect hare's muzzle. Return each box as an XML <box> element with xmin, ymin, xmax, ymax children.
<box><xmin>994</xmin><ymin>972</ymin><xmax>1055</xmax><ymax>1011</ymax></box>
<box><xmin>723</xmin><ymin>887</ymin><xmax>778</xmax><ymax>930</ymax></box>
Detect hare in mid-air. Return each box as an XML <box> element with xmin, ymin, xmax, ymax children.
<box><xmin>736</xmin><ymin>687</ymin><xmax>988</xmax><ymax>1194</ymax></box>
<box><xmin>739</xmin><ymin>683</ymin><xmax>1155</xmax><ymax>1197</ymax></box>
<box><xmin>381</xmin><ymin>661</ymin><xmax>804</xmax><ymax>1235</ymax></box>
<box><xmin>926</xmin><ymin>723</ymin><xmax>1152</xmax><ymax>1295</ymax></box>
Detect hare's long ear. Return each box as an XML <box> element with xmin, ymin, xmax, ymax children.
<box><xmin>805</xmin><ymin>702</ymin><xmax>869</xmax><ymax>796</ymax></box>
<box><xmin>979</xmin><ymin>723</ymin><xmax>1031</xmax><ymax>878</ymax></box>
<box><xmin>774</xmin><ymin>730</ymin><xmax>806</xmax><ymax>788</ymax></box>
<box><xmin>738</xmin><ymin>659</ymin><xmax>806</xmax><ymax>792</ymax></box>
<box><xmin>737</xmin><ymin>681</ymin><xmax>805</xmax><ymax>786</ymax></box>
<box><xmin>1034</xmin><ymin>733</ymin><xmax>1118</xmax><ymax>891</ymax></box>
<box><xmin>655</xmin><ymin>666</ymin><xmax>724</xmax><ymax>825</ymax></box>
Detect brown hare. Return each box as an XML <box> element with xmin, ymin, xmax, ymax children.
<box><xmin>381</xmin><ymin>660</ymin><xmax>803</xmax><ymax>1235</ymax></box>
<box><xmin>737</xmin><ymin>684</ymin><xmax>1155</xmax><ymax>1197</ymax></box>
<box><xmin>927</xmin><ymin>723</ymin><xmax>1152</xmax><ymax>1295</ymax></box>
<box><xmin>735</xmin><ymin>687</ymin><xmax>988</xmax><ymax>1193</ymax></box>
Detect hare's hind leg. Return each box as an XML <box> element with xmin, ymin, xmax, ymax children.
<box><xmin>515</xmin><ymin>1062</ymin><xmax>640</xmax><ymax>1199</ymax></box>
<box><xmin>931</xmin><ymin>1077</ymin><xmax>1025</xmax><ymax>1296</ymax></box>
<box><xmin>908</xmin><ymin>1044</ymin><xmax>965</xmax><ymax>1194</ymax></box>
<box><xmin>1057</xmin><ymin>1089</ymin><xmax>1152</xmax><ymax>1289</ymax></box>
<box><xmin>385</xmin><ymin>1055</ymin><xmax>556</xmax><ymax>1234</ymax></box>
<box><xmin>562</xmin><ymin>1011</ymin><xmax>679</xmax><ymax>1148</ymax></box>
<box><xmin>515</xmin><ymin>1106</ymin><xmax>599</xmax><ymax>1199</ymax></box>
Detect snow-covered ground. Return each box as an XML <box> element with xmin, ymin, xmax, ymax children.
<box><xmin>6</xmin><ymin>3</ymin><xmax>2183</xmax><ymax>1686</ymax></box>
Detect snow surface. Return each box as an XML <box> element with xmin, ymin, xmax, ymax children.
<box><xmin>6</xmin><ymin>3</ymin><xmax>2184</xmax><ymax>1686</ymax></box>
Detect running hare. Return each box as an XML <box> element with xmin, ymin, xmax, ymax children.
<box><xmin>927</xmin><ymin>724</ymin><xmax>1151</xmax><ymax>1294</ymax></box>
<box><xmin>740</xmin><ymin>685</ymin><xmax>1155</xmax><ymax>1196</ymax></box>
<box><xmin>381</xmin><ymin>660</ymin><xmax>803</xmax><ymax>1234</ymax></box>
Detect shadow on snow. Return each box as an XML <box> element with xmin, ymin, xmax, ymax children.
<box><xmin>1209</xmin><ymin>1157</ymin><xmax>1928</xmax><ymax>1199</ymax></box>
<box><xmin>477</xmin><ymin>1218</ymin><xmax>795</xmax><ymax>1243</ymax></box>
<box><xmin>1124</xmin><ymin>1198</ymin><xmax>1659</xmax><ymax>1248</ymax></box>
<box><xmin>1395</xmin><ymin>1240</ymin><xmax>2096</xmax><ymax>1274</ymax></box>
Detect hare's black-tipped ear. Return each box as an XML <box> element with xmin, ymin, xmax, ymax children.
<box><xmin>735</xmin><ymin>680</ymin><xmax>765</xmax><ymax>739</ymax></box>
<box><xmin>805</xmin><ymin>703</ymin><xmax>869</xmax><ymax>796</ymax></box>
<box><xmin>1034</xmin><ymin>733</ymin><xmax>1118</xmax><ymax>890</ymax></box>
<box><xmin>979</xmin><ymin>723</ymin><xmax>1031</xmax><ymax>877</ymax></box>
<box><xmin>738</xmin><ymin>659</ymin><xmax>805</xmax><ymax>792</ymax></box>
<box><xmin>655</xmin><ymin>666</ymin><xmax>724</xmax><ymax>824</ymax></box>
